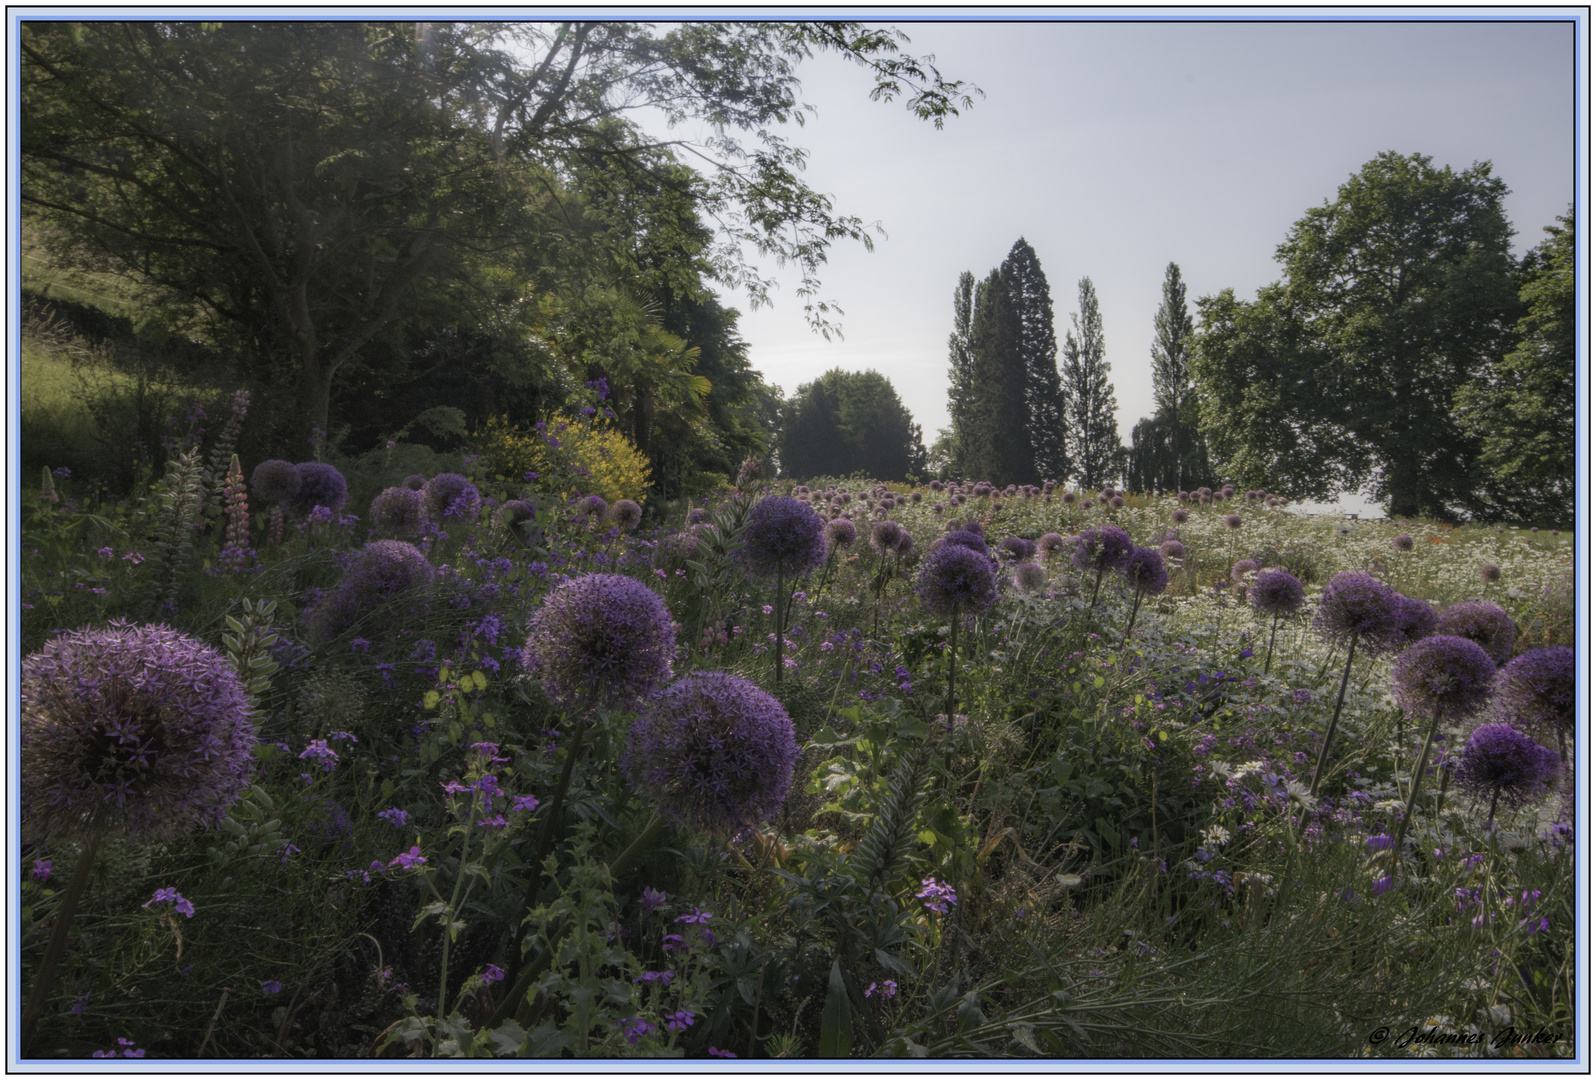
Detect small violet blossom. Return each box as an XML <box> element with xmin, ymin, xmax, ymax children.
<box><xmin>143</xmin><ymin>887</ymin><xmax>195</xmax><ymax>918</ymax></box>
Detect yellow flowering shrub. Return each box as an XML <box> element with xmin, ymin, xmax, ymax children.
<box><xmin>473</xmin><ymin>413</ymin><xmax>650</xmax><ymax>505</ymax></box>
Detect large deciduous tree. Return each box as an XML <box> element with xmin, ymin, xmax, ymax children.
<box><xmin>1060</xmin><ymin>276</ymin><xmax>1123</xmax><ymax>488</ymax></box>
<box><xmin>779</xmin><ymin>369</ymin><xmax>924</xmax><ymax>480</ymax></box>
<box><xmin>21</xmin><ymin>20</ymin><xmax>976</xmax><ymax>442</ymax></box>
<box><xmin>1192</xmin><ymin>151</ymin><xmax>1520</xmax><ymax>518</ymax></box>
<box><xmin>1454</xmin><ymin>209</ymin><xmax>1575</xmax><ymax>522</ymax></box>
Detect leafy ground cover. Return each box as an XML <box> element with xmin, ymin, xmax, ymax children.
<box><xmin>18</xmin><ymin>414</ymin><xmax>1576</xmax><ymax>1060</ymax></box>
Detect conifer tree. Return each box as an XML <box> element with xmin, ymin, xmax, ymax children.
<box><xmin>1060</xmin><ymin>276</ymin><xmax>1123</xmax><ymax>488</ymax></box>
<box><xmin>1003</xmin><ymin>239</ymin><xmax>1068</xmax><ymax>483</ymax></box>
<box><xmin>1145</xmin><ymin>262</ymin><xmax>1211</xmax><ymax>490</ymax></box>
<box><xmin>945</xmin><ymin>271</ymin><xmax>978</xmax><ymax>476</ymax></box>
<box><xmin>963</xmin><ymin>268</ymin><xmax>1031</xmax><ymax>482</ymax></box>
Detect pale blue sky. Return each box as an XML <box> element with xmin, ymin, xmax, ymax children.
<box><xmin>692</xmin><ymin>14</ymin><xmax>1578</xmax><ymax>503</ymax></box>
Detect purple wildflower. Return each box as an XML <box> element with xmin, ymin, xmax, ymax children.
<box><xmin>1159</xmin><ymin>539</ymin><xmax>1187</xmax><ymax>562</ymax></box>
<box><xmin>1437</xmin><ymin>601</ymin><xmax>1517</xmax><ymax>665</ymax></box>
<box><xmin>866</xmin><ymin>980</ymin><xmax>899</xmax><ymax>999</ymax></box>
<box><xmin>21</xmin><ymin>621</ymin><xmax>256</xmax><ymax>842</ymax></box>
<box><xmin>1388</xmin><ymin>595</ymin><xmax>1439</xmax><ymax>649</ymax></box>
<box><xmin>369</xmin><ymin>487</ymin><xmax>425</xmax><ymax>534</ymax></box>
<box><xmin>1453</xmin><ymin>723</ymin><xmax>1562</xmax><ymax>817</ymax></box>
<box><xmin>736</xmin><ymin>496</ymin><xmax>827</xmax><ymax>577</ymax></box>
<box><xmin>377</xmin><ymin>807</ymin><xmax>409</xmax><ymax>828</ymax></box>
<box><xmin>916</xmin><ymin>877</ymin><xmax>958</xmax><ymax>914</ymax></box>
<box><xmin>1013</xmin><ymin>561</ymin><xmax>1048</xmax><ymax>592</ymax></box>
<box><xmin>1121</xmin><ymin>547</ymin><xmax>1169</xmax><ymax>596</ymax></box>
<box><xmin>609</xmin><ymin>499</ymin><xmax>644</xmax><ymax>532</ymax></box>
<box><xmin>998</xmin><ymin>536</ymin><xmax>1036</xmax><ymax>561</ymax></box>
<box><xmin>638</xmin><ymin>887</ymin><xmax>668</xmax><ymax>913</ymax></box>
<box><xmin>308</xmin><ymin>540</ymin><xmax>435</xmax><ymax>643</ymax></box>
<box><xmin>388</xmin><ymin>845</ymin><xmax>427</xmax><ymax>870</ymax></box>
<box><xmin>1071</xmin><ymin>525</ymin><xmax>1132</xmax><ymax>573</ymax></box>
<box><xmin>1392</xmin><ymin>534</ymin><xmax>1415</xmax><ymax>551</ymax></box>
<box><xmin>262</xmin><ymin>980</ymin><xmax>283</xmax><ymax>995</ymax></box>
<box><xmin>288</xmin><ymin>462</ymin><xmax>348</xmax><ymax>519</ymax></box>
<box><xmin>1314</xmin><ymin>572</ymin><xmax>1400</xmax><ymax>652</ymax></box>
<box><xmin>938</xmin><ymin>529</ymin><xmax>989</xmax><ymax>556</ymax></box>
<box><xmin>1249</xmin><ymin>570</ymin><xmax>1304</xmax><ymax>617</ymax></box>
<box><xmin>823</xmin><ymin>518</ymin><xmax>857</xmax><ymax>551</ymax></box>
<box><xmin>31</xmin><ymin>859</ymin><xmax>52</xmax><ymax>883</ymax></box>
<box><xmin>249</xmin><ymin>459</ymin><xmax>301</xmax><ymax>505</ymax></box>
<box><xmin>622</xmin><ymin>672</ymin><xmax>798</xmax><ymax>836</ymax></box>
<box><xmin>521</xmin><ymin>573</ymin><xmax>675</xmax><ymax>709</ymax></box>
<box><xmin>143</xmin><ymin>887</ymin><xmax>195</xmax><ymax>918</ymax></box>
<box><xmin>1496</xmin><ymin>647</ymin><xmax>1575</xmax><ymax>739</ymax></box>
<box><xmin>421</xmin><ymin>473</ymin><xmax>481</xmax><ymax>522</ymax></box>
<box><xmin>1391</xmin><ymin>635</ymin><xmax>1497</xmax><ymax>721</ymax></box>
<box><xmin>1038</xmin><ymin>532</ymin><xmax>1066</xmax><ymax>558</ymax></box>
<box><xmin>870</xmin><ymin>520</ymin><xmax>905</xmax><ymax>555</ymax></box>
<box><xmin>1478</xmin><ymin>563</ymin><xmax>1502</xmax><ymax>583</ymax></box>
<box><xmin>916</xmin><ymin>543</ymin><xmax>998</xmax><ymax>618</ymax></box>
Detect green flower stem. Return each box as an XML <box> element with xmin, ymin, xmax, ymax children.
<box><xmin>1298</xmin><ymin>638</ymin><xmax>1358</xmax><ymax>836</ymax></box>
<box><xmin>1263</xmin><ymin>615</ymin><xmax>1280</xmax><ymax>674</ymax></box>
<box><xmin>774</xmin><ymin>565</ymin><xmax>784</xmax><ymax>687</ymax></box>
<box><xmin>437</xmin><ymin>813</ymin><xmax>474</xmax><ymax>1024</ymax></box>
<box><xmin>22</xmin><ymin>830</ymin><xmax>103</xmax><ymax>1057</ymax></box>
<box><xmin>945</xmin><ymin>605</ymin><xmax>960</xmax><ymax>723</ymax></box>
<box><xmin>1390</xmin><ymin>704</ymin><xmax>1444</xmax><ymax>881</ymax></box>
<box><xmin>1121</xmin><ymin>588</ymin><xmax>1144</xmax><ymax>649</ymax></box>
<box><xmin>506</xmin><ymin>706</ymin><xmax>593</xmax><ymax>986</ymax></box>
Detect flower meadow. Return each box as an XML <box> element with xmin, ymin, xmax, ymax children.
<box><xmin>18</xmin><ymin>422</ymin><xmax>1580</xmax><ymax>1060</ymax></box>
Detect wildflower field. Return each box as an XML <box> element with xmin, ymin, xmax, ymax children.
<box><xmin>18</xmin><ymin>429</ymin><xmax>1578</xmax><ymax>1061</ymax></box>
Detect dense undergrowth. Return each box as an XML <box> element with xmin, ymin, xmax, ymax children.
<box><xmin>18</xmin><ymin>390</ymin><xmax>1577</xmax><ymax>1061</ymax></box>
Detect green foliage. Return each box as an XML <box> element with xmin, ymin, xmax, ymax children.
<box><xmin>1192</xmin><ymin>152</ymin><xmax>1521</xmax><ymax>519</ymax></box>
<box><xmin>1061</xmin><ymin>277</ymin><xmax>1125</xmax><ymax>489</ymax></box>
<box><xmin>779</xmin><ymin>369</ymin><xmax>926</xmax><ymax>481</ymax></box>
<box><xmin>1131</xmin><ymin>263</ymin><xmax>1212</xmax><ymax>494</ymax></box>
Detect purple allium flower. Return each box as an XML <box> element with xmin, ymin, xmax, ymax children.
<box><xmin>1224</xmin><ymin>513</ymin><xmax>1242</xmax><ymax>530</ymax></box>
<box><xmin>250</xmin><ymin>459</ymin><xmax>302</xmax><ymax>505</ymax></box>
<box><xmin>1478</xmin><ymin>563</ymin><xmax>1502</xmax><ymax>583</ymax></box>
<box><xmin>1171</xmin><ymin>508</ymin><xmax>1189</xmax><ymax>524</ymax></box>
<box><xmin>916</xmin><ymin>877</ymin><xmax>958</xmax><ymax>914</ymax></box>
<box><xmin>870</xmin><ymin>520</ymin><xmax>905</xmax><ymax>555</ymax></box>
<box><xmin>521</xmin><ymin>573</ymin><xmax>674</xmax><ymax>709</ymax></box>
<box><xmin>1013</xmin><ymin>561</ymin><xmax>1048</xmax><ymax>592</ymax></box>
<box><xmin>21</xmin><ymin>621</ymin><xmax>256</xmax><ymax>842</ymax></box>
<box><xmin>1038</xmin><ymin>532</ymin><xmax>1066</xmax><ymax>558</ymax></box>
<box><xmin>824</xmin><ymin>518</ymin><xmax>857</xmax><ymax>551</ymax></box>
<box><xmin>576</xmin><ymin>493</ymin><xmax>609</xmax><ymax>524</ymax></box>
<box><xmin>1120</xmin><ymin>547</ymin><xmax>1169</xmax><ymax>596</ymax></box>
<box><xmin>622</xmin><ymin>671</ymin><xmax>799</xmax><ymax>836</ymax></box>
<box><xmin>1249</xmin><ymin>569</ymin><xmax>1304</xmax><ymax>618</ymax></box>
<box><xmin>1437</xmin><ymin>601</ymin><xmax>1516</xmax><ymax>665</ymax></box>
<box><xmin>917</xmin><ymin>543</ymin><xmax>998</xmax><ymax>617</ymax></box>
<box><xmin>939</xmin><ymin>529</ymin><xmax>989</xmax><ymax>556</ymax></box>
<box><xmin>609</xmin><ymin>498</ymin><xmax>643</xmax><ymax>532</ymax></box>
<box><xmin>1159</xmin><ymin>539</ymin><xmax>1187</xmax><ymax>562</ymax></box>
<box><xmin>1071</xmin><ymin>525</ymin><xmax>1132</xmax><ymax>573</ymax></box>
<box><xmin>1453</xmin><ymin>723</ymin><xmax>1562</xmax><ymax>811</ymax></box>
<box><xmin>1314</xmin><ymin>572</ymin><xmax>1400</xmax><ymax>652</ymax></box>
<box><xmin>421</xmin><ymin>473</ymin><xmax>480</xmax><ymax>522</ymax></box>
<box><xmin>999</xmin><ymin>536</ymin><xmax>1036</xmax><ymax>561</ymax></box>
<box><xmin>1230</xmin><ymin>559</ymin><xmax>1257</xmax><ymax>582</ymax></box>
<box><xmin>369</xmin><ymin>486</ymin><xmax>424</xmax><ymax>534</ymax></box>
<box><xmin>893</xmin><ymin>529</ymin><xmax>915</xmax><ymax>556</ymax></box>
<box><xmin>288</xmin><ymin>462</ymin><xmax>348</xmax><ymax>519</ymax></box>
<box><xmin>737</xmin><ymin>496</ymin><xmax>827</xmax><ymax>577</ymax></box>
<box><xmin>1392</xmin><ymin>534</ymin><xmax>1415</xmax><ymax>552</ymax></box>
<box><xmin>1496</xmin><ymin>647</ymin><xmax>1575</xmax><ymax>738</ymax></box>
<box><xmin>1062</xmin><ymin>490</ymin><xmax>1077</xmax><ymax>505</ymax></box>
<box><xmin>1391</xmin><ymin>635</ymin><xmax>1497</xmax><ymax>721</ymax></box>
<box><xmin>401</xmin><ymin>473</ymin><xmax>426</xmax><ymax>491</ymax></box>
<box><xmin>1388</xmin><ymin>595</ymin><xmax>1439</xmax><ymax>649</ymax></box>
<box><xmin>308</xmin><ymin>540</ymin><xmax>435</xmax><ymax>642</ymax></box>
<box><xmin>1108</xmin><ymin>495</ymin><xmax>1125</xmax><ymax>510</ymax></box>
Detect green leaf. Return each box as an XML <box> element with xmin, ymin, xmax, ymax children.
<box><xmin>819</xmin><ymin>958</ymin><xmax>853</xmax><ymax>1059</ymax></box>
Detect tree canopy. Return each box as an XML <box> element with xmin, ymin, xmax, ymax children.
<box><xmin>778</xmin><ymin>368</ymin><xmax>925</xmax><ymax>481</ymax></box>
<box><xmin>1191</xmin><ymin>151</ymin><xmax>1520</xmax><ymax>519</ymax></box>
<box><xmin>1060</xmin><ymin>277</ymin><xmax>1124</xmax><ymax>489</ymax></box>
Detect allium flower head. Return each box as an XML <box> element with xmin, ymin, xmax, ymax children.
<box><xmin>308</xmin><ymin>541</ymin><xmax>435</xmax><ymax>642</ymax></box>
<box><xmin>1171</xmin><ymin>508</ymin><xmax>1189</xmax><ymax>524</ymax></box>
<box><xmin>501</xmin><ymin>499</ymin><xmax>537</xmax><ymax>527</ymax></box>
<box><xmin>401</xmin><ymin>474</ymin><xmax>426</xmax><ymax>491</ymax></box>
<box><xmin>1437</xmin><ymin>601</ymin><xmax>1516</xmax><ymax>665</ymax></box>
<box><xmin>1039</xmin><ymin>532</ymin><xmax>1066</xmax><ymax>558</ymax></box>
<box><xmin>1478</xmin><ymin>563</ymin><xmax>1502</xmax><ymax>583</ymax></box>
<box><xmin>1496</xmin><ymin>647</ymin><xmax>1575</xmax><ymax>737</ymax></box>
<box><xmin>1120</xmin><ymin>547</ymin><xmax>1169</xmax><ymax>596</ymax></box>
<box><xmin>736</xmin><ymin>496</ymin><xmax>826</xmax><ymax>577</ymax></box>
<box><xmin>622</xmin><ymin>671</ymin><xmax>798</xmax><ymax>836</ymax></box>
<box><xmin>999</xmin><ymin>536</ymin><xmax>1036</xmax><ymax>561</ymax></box>
<box><xmin>521</xmin><ymin>574</ymin><xmax>674</xmax><ymax>709</ymax></box>
<box><xmin>1391</xmin><ymin>635</ymin><xmax>1497</xmax><ymax>720</ymax></box>
<box><xmin>1224</xmin><ymin>513</ymin><xmax>1243</xmax><ymax>530</ymax></box>
<box><xmin>609</xmin><ymin>499</ymin><xmax>643</xmax><ymax>532</ymax></box>
<box><xmin>1159</xmin><ymin>539</ymin><xmax>1187</xmax><ymax>562</ymax></box>
<box><xmin>1108</xmin><ymin>495</ymin><xmax>1125</xmax><ymax>510</ymax></box>
<box><xmin>823</xmin><ymin>518</ymin><xmax>857</xmax><ymax>551</ymax></box>
<box><xmin>939</xmin><ymin>529</ymin><xmax>989</xmax><ymax>556</ymax></box>
<box><xmin>1314</xmin><ymin>572</ymin><xmax>1400</xmax><ymax>651</ymax></box>
<box><xmin>1013</xmin><ymin>561</ymin><xmax>1048</xmax><ymax>592</ymax></box>
<box><xmin>893</xmin><ymin>529</ymin><xmax>915</xmax><ymax>556</ymax></box>
<box><xmin>22</xmin><ymin>620</ymin><xmax>256</xmax><ymax>841</ymax></box>
<box><xmin>870</xmin><ymin>520</ymin><xmax>905</xmax><ymax>555</ymax></box>
<box><xmin>1230</xmin><ymin>559</ymin><xmax>1257</xmax><ymax>582</ymax></box>
<box><xmin>1071</xmin><ymin>525</ymin><xmax>1132</xmax><ymax>573</ymax></box>
<box><xmin>289</xmin><ymin>462</ymin><xmax>348</xmax><ymax>519</ymax></box>
<box><xmin>369</xmin><ymin>487</ymin><xmax>424</xmax><ymax>533</ymax></box>
<box><xmin>1388</xmin><ymin>595</ymin><xmax>1439</xmax><ymax>649</ymax></box>
<box><xmin>422</xmin><ymin>473</ymin><xmax>481</xmax><ymax>522</ymax></box>
<box><xmin>576</xmin><ymin>494</ymin><xmax>609</xmax><ymax>523</ymax></box>
<box><xmin>250</xmin><ymin>460</ymin><xmax>301</xmax><ymax>505</ymax></box>
<box><xmin>1392</xmin><ymin>534</ymin><xmax>1415</xmax><ymax>552</ymax></box>
<box><xmin>1249</xmin><ymin>569</ymin><xmax>1304</xmax><ymax>618</ymax></box>
<box><xmin>917</xmin><ymin>543</ymin><xmax>998</xmax><ymax>617</ymax></box>
<box><xmin>1453</xmin><ymin>723</ymin><xmax>1562</xmax><ymax>809</ymax></box>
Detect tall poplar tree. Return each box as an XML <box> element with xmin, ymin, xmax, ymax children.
<box><xmin>945</xmin><ymin>271</ymin><xmax>978</xmax><ymax>475</ymax></box>
<box><xmin>1143</xmin><ymin>261</ymin><xmax>1211</xmax><ymax>491</ymax></box>
<box><xmin>962</xmin><ymin>268</ymin><xmax>1031</xmax><ymax>482</ymax></box>
<box><xmin>1004</xmin><ymin>238</ymin><xmax>1069</xmax><ymax>483</ymax></box>
<box><xmin>1060</xmin><ymin>276</ymin><xmax>1122</xmax><ymax>488</ymax></box>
